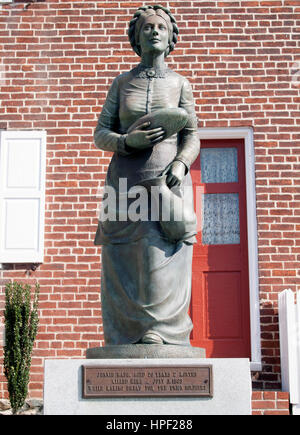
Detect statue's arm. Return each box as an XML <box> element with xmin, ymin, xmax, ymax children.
<box><xmin>94</xmin><ymin>77</ymin><xmax>134</xmax><ymax>156</ymax></box>
<box><xmin>175</xmin><ymin>78</ymin><xmax>200</xmax><ymax>172</ymax></box>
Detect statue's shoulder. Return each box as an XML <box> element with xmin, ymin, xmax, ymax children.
<box><xmin>110</xmin><ymin>70</ymin><xmax>132</xmax><ymax>87</ymax></box>
<box><xmin>172</xmin><ymin>70</ymin><xmax>190</xmax><ymax>80</ymax></box>
<box><xmin>167</xmin><ymin>69</ymin><xmax>192</xmax><ymax>88</ymax></box>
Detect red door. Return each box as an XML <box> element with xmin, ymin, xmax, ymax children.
<box><xmin>190</xmin><ymin>139</ymin><xmax>251</xmax><ymax>358</ymax></box>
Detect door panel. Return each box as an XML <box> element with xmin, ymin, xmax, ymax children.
<box><xmin>190</xmin><ymin>139</ymin><xmax>251</xmax><ymax>358</ymax></box>
<box><xmin>204</xmin><ymin>271</ymin><xmax>242</xmax><ymax>339</ymax></box>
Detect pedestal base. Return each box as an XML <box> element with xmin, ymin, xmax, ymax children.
<box><xmin>43</xmin><ymin>358</ymin><xmax>251</xmax><ymax>415</ymax></box>
<box><xmin>86</xmin><ymin>344</ymin><xmax>206</xmax><ymax>359</ymax></box>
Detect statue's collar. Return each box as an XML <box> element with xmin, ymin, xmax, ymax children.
<box><xmin>133</xmin><ymin>63</ymin><xmax>172</xmax><ymax>79</ymax></box>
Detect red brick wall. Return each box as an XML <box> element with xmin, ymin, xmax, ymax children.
<box><xmin>252</xmin><ymin>391</ymin><xmax>290</xmax><ymax>415</ymax></box>
<box><xmin>0</xmin><ymin>0</ymin><xmax>299</xmax><ymax>400</ymax></box>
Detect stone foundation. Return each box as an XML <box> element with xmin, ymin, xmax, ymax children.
<box><xmin>0</xmin><ymin>399</ymin><xmax>43</xmax><ymax>415</ymax></box>
<box><xmin>0</xmin><ymin>391</ymin><xmax>290</xmax><ymax>415</ymax></box>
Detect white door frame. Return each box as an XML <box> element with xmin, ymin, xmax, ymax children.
<box><xmin>198</xmin><ymin>127</ymin><xmax>262</xmax><ymax>371</ymax></box>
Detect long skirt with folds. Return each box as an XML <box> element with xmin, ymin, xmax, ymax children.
<box><xmin>101</xmin><ymin>233</ymin><xmax>193</xmax><ymax>345</ymax></box>
<box><xmin>96</xmin><ymin>139</ymin><xmax>196</xmax><ymax>345</ymax></box>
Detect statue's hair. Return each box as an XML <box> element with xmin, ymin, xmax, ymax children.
<box><xmin>128</xmin><ymin>4</ymin><xmax>179</xmax><ymax>57</ymax></box>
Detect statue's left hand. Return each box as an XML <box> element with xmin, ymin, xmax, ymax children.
<box><xmin>165</xmin><ymin>160</ymin><xmax>186</xmax><ymax>188</ymax></box>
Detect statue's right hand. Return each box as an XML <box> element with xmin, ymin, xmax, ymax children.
<box><xmin>125</xmin><ymin>122</ymin><xmax>165</xmax><ymax>150</ymax></box>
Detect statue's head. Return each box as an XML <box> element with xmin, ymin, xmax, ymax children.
<box><xmin>128</xmin><ymin>5</ymin><xmax>179</xmax><ymax>58</ymax></box>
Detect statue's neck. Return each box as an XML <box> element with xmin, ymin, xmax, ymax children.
<box><xmin>140</xmin><ymin>52</ymin><xmax>165</xmax><ymax>69</ymax></box>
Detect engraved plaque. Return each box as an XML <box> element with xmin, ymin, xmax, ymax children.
<box><xmin>82</xmin><ymin>365</ymin><xmax>213</xmax><ymax>398</ymax></box>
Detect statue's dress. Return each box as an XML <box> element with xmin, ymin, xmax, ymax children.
<box><xmin>94</xmin><ymin>64</ymin><xmax>200</xmax><ymax>345</ymax></box>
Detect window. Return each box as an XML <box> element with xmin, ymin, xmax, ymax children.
<box><xmin>0</xmin><ymin>130</ymin><xmax>46</xmax><ymax>263</ymax></box>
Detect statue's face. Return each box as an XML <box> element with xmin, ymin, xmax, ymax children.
<box><xmin>139</xmin><ymin>15</ymin><xmax>169</xmax><ymax>56</ymax></box>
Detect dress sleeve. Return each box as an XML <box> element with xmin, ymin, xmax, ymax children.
<box><xmin>94</xmin><ymin>76</ymin><xmax>134</xmax><ymax>157</ymax></box>
<box><xmin>176</xmin><ymin>78</ymin><xmax>200</xmax><ymax>171</ymax></box>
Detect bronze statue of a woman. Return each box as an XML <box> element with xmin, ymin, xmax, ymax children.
<box><xmin>94</xmin><ymin>5</ymin><xmax>200</xmax><ymax>346</ymax></box>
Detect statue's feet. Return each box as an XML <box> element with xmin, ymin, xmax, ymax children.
<box><xmin>140</xmin><ymin>333</ymin><xmax>164</xmax><ymax>344</ymax></box>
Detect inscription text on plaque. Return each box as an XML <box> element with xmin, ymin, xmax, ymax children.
<box><xmin>82</xmin><ymin>365</ymin><xmax>213</xmax><ymax>398</ymax></box>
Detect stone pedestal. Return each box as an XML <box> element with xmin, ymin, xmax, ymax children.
<box><xmin>86</xmin><ymin>344</ymin><xmax>206</xmax><ymax>359</ymax></box>
<box><xmin>43</xmin><ymin>354</ymin><xmax>251</xmax><ymax>415</ymax></box>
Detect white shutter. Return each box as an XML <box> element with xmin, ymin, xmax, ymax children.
<box><xmin>0</xmin><ymin>130</ymin><xmax>46</xmax><ymax>263</ymax></box>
